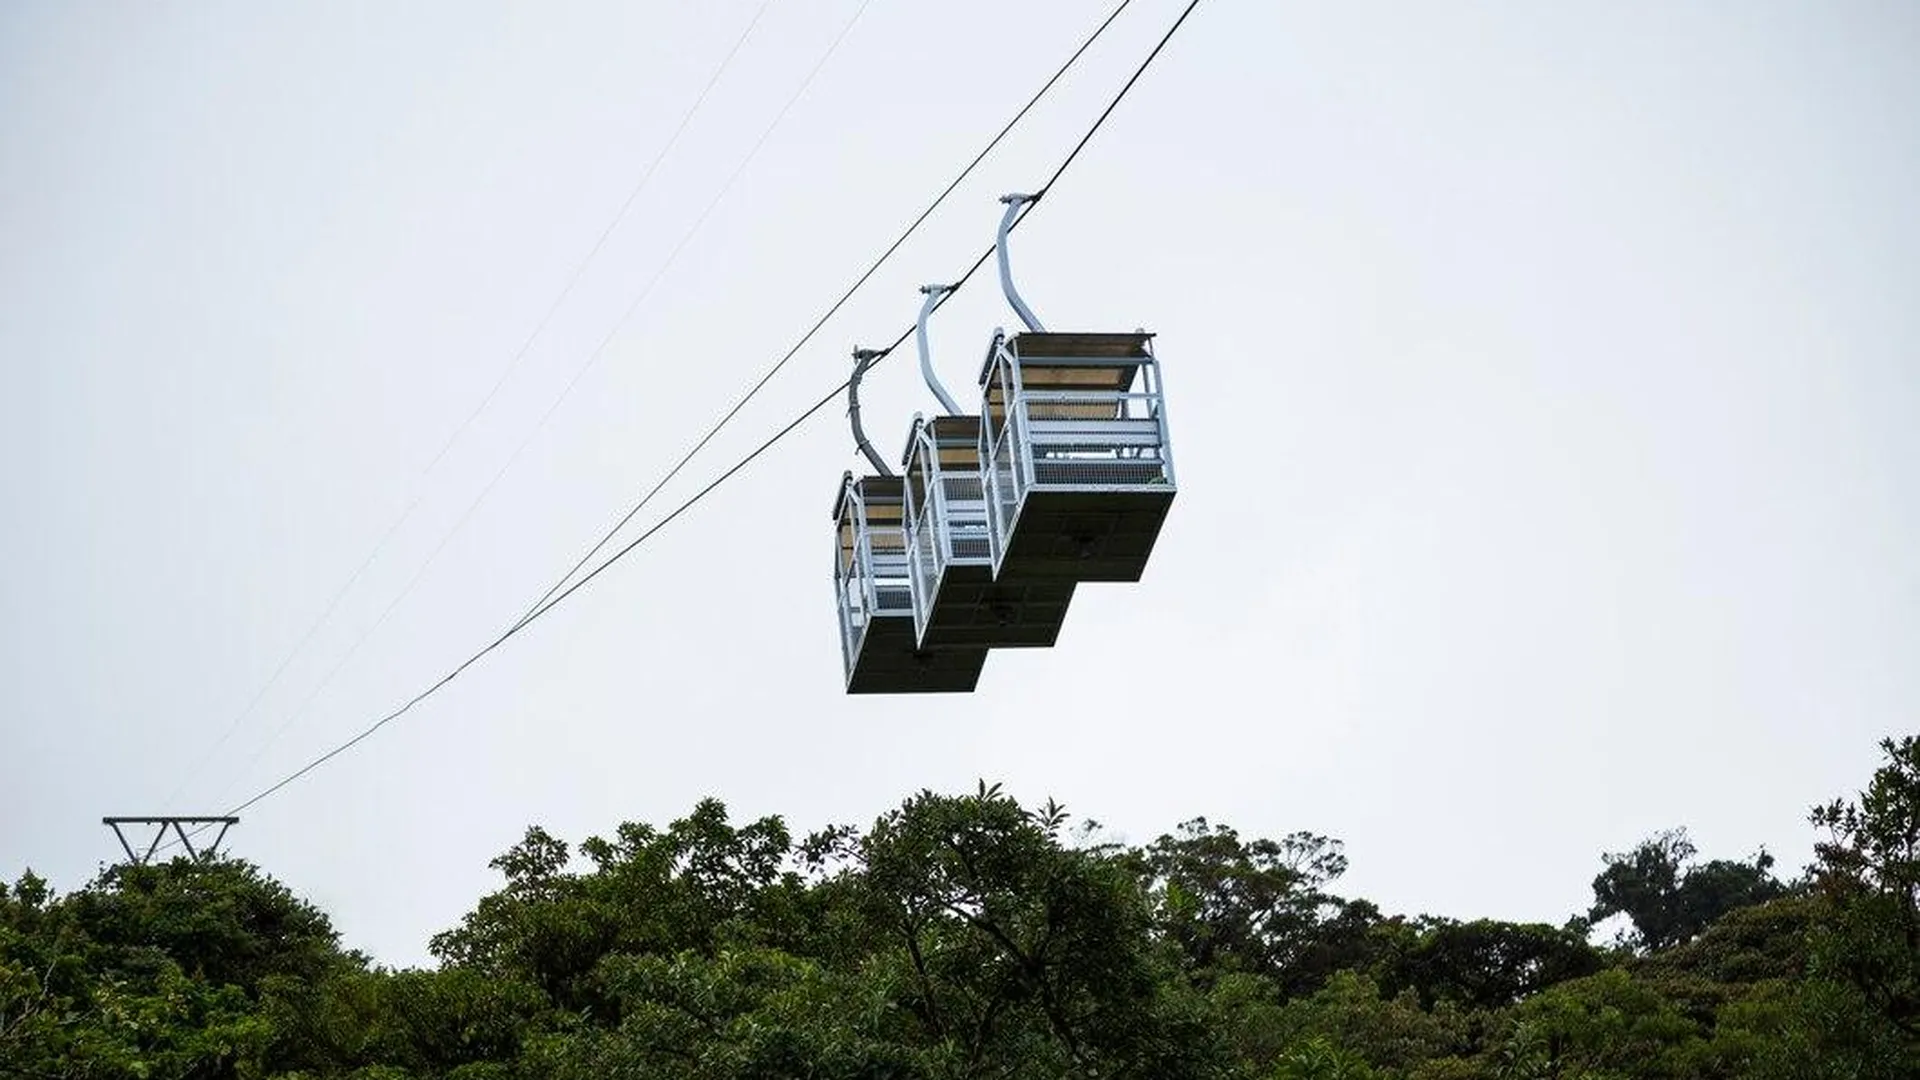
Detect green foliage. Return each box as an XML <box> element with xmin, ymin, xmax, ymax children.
<box><xmin>852</xmin><ymin>783</ymin><xmax>1224</xmax><ymax>1078</ymax></box>
<box><xmin>1797</xmin><ymin>734</ymin><xmax>1920</xmax><ymax>1075</ymax></box>
<box><xmin>1635</xmin><ymin>895</ymin><xmax>1815</xmax><ymax>987</ymax></box>
<box><xmin>3</xmin><ymin>737</ymin><xmax>1917</xmax><ymax>1078</ymax></box>
<box><xmin>1502</xmin><ymin>968</ymin><xmax>1709</xmax><ymax>1078</ymax></box>
<box><xmin>2</xmin><ymin>863</ymin><xmax>282</xmax><ymax>1079</ymax></box>
<box><xmin>427</xmin><ymin>798</ymin><xmax>808</xmax><ymax>1019</ymax></box>
<box><xmin>1262</xmin><ymin>971</ymin><xmax>1469</xmax><ymax>1073</ymax></box>
<box><xmin>1132</xmin><ymin>817</ymin><xmax>1369</xmax><ymax>996</ymax></box>
<box><xmin>80</xmin><ymin>858</ymin><xmax>344</xmax><ymax>988</ymax></box>
<box><xmin>520</xmin><ymin>945</ymin><xmax>935</xmax><ymax>1080</ymax></box>
<box><xmin>1373</xmin><ymin>917</ymin><xmax>1605</xmax><ymax>1012</ymax></box>
<box><xmin>1270</xmin><ymin>1035</ymin><xmax>1382</xmax><ymax>1080</ymax></box>
<box><xmin>1587</xmin><ymin>828</ymin><xmax>1786</xmax><ymax>952</ymax></box>
<box><xmin>1808</xmin><ymin>736</ymin><xmax>1920</xmax><ymax>1033</ymax></box>
<box><xmin>263</xmin><ymin>966</ymin><xmax>550</xmax><ymax>1076</ymax></box>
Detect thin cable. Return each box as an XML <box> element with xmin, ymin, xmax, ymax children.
<box><xmin>174</xmin><ymin>0</ymin><xmax>1204</xmax><ymax>840</ymax></box>
<box><xmin>509</xmin><ymin>0</ymin><xmax>1137</xmax><ymax>631</ymax></box>
<box><xmin>536</xmin><ymin>0</ymin><xmax>1215</xmax><ymax>619</ymax></box>
<box><xmin>218</xmin><ymin>240</ymin><xmax>1009</xmax><ymax>821</ymax></box>
<box><xmin>1030</xmin><ymin>0</ymin><xmax>1200</xmax><ymax>204</ymax></box>
<box><xmin>204</xmin><ymin>0</ymin><xmax>872</xmax><ymax>802</ymax></box>
<box><xmin>159</xmin><ymin>0</ymin><xmax>776</xmax><ymax>810</ymax></box>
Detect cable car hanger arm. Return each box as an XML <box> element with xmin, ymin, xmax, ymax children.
<box><xmin>996</xmin><ymin>193</ymin><xmax>1045</xmax><ymax>332</ymax></box>
<box><xmin>915</xmin><ymin>283</ymin><xmax>962</xmax><ymax>414</ymax></box>
<box><xmin>848</xmin><ymin>347</ymin><xmax>893</xmax><ymax>477</ymax></box>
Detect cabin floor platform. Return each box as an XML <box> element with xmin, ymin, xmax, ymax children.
<box><xmin>918</xmin><ymin>567</ymin><xmax>1075</xmax><ymax>650</ymax></box>
<box><xmin>846</xmin><ymin>617</ymin><xmax>988</xmax><ymax>694</ymax></box>
<box><xmin>995</xmin><ymin>487</ymin><xmax>1175</xmax><ymax>583</ymax></box>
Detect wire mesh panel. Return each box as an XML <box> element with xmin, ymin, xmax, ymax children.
<box><xmin>975</xmin><ymin>331</ymin><xmax>1178</xmax><ymax>583</ymax></box>
<box><xmin>946</xmin><ymin>472</ymin><xmax>991</xmax><ymax>561</ymax></box>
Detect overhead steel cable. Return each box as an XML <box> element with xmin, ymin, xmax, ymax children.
<box><xmin>202</xmin><ymin>0</ymin><xmax>875</xmax><ymax>811</ymax></box>
<box><xmin>172</xmin><ymin>0</ymin><xmax>1206</xmax><ymax>839</ymax></box>
<box><xmin>159</xmin><ymin>0</ymin><xmax>777</xmax><ymax>811</ymax></box>
<box><xmin>206</xmin><ymin>0</ymin><xmax>1130</xmax><ymax>814</ymax></box>
<box><xmin>508</xmin><ymin>0</ymin><xmax>1138</xmax><ymax>632</ymax></box>
<box><xmin>506</xmin><ymin>0</ymin><xmax>1204</xmax><ymax>651</ymax></box>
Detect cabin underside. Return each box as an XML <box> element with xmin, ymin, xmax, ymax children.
<box><xmin>845</xmin><ymin>616</ymin><xmax>988</xmax><ymax>694</ymax></box>
<box><xmin>993</xmin><ymin>488</ymin><xmax>1176</xmax><ymax>583</ymax></box>
<box><xmin>917</xmin><ymin>566</ymin><xmax>1075</xmax><ymax>650</ymax></box>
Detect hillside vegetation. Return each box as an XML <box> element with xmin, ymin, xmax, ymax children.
<box><xmin>4</xmin><ymin>735</ymin><xmax>1915</xmax><ymax>1079</ymax></box>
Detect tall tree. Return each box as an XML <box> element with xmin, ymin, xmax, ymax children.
<box><xmin>1588</xmin><ymin>827</ymin><xmax>1786</xmax><ymax>951</ymax></box>
<box><xmin>854</xmin><ymin>784</ymin><xmax>1222</xmax><ymax>1079</ymax></box>
<box><xmin>1373</xmin><ymin>917</ymin><xmax>1603</xmax><ymax>1011</ymax></box>
<box><xmin>1132</xmin><ymin>818</ymin><xmax>1368</xmax><ymax>995</ymax></box>
<box><xmin>1808</xmin><ymin>734</ymin><xmax>1920</xmax><ymax>1042</ymax></box>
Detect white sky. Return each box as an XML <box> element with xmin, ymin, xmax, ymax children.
<box><xmin>3</xmin><ymin>0</ymin><xmax>1916</xmax><ymax>966</ymax></box>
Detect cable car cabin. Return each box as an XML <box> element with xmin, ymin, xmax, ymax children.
<box><xmin>978</xmin><ymin>330</ymin><xmax>1176</xmax><ymax>582</ymax></box>
<box><xmin>832</xmin><ymin>472</ymin><xmax>987</xmax><ymax>694</ymax></box>
<box><xmin>902</xmin><ymin>414</ymin><xmax>1076</xmax><ymax>650</ymax></box>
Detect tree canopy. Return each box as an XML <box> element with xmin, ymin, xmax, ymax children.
<box><xmin>4</xmin><ymin>736</ymin><xmax>1916</xmax><ymax>1079</ymax></box>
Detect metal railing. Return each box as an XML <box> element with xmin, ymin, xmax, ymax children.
<box><xmin>833</xmin><ymin>485</ymin><xmax>914</xmax><ymax>682</ymax></box>
<box><xmin>904</xmin><ymin>420</ymin><xmax>994</xmax><ymax>642</ymax></box>
<box><xmin>1017</xmin><ymin>389</ymin><xmax>1173</xmax><ymax>485</ymax></box>
<box><xmin>983</xmin><ymin>413</ymin><xmax>1023</xmax><ymax>573</ymax></box>
<box><xmin>978</xmin><ymin>339</ymin><xmax>1176</xmax><ymax>570</ymax></box>
<box><xmin>833</xmin><ymin>529</ymin><xmax>864</xmax><ymax>681</ymax></box>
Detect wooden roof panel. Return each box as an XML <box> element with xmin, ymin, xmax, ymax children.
<box><xmin>1010</xmin><ymin>331</ymin><xmax>1153</xmax><ymax>359</ymax></box>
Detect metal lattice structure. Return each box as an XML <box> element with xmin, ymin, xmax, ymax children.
<box><xmin>832</xmin><ymin>473</ymin><xmax>987</xmax><ymax>693</ymax></box>
<box><xmin>979</xmin><ymin>329</ymin><xmax>1177</xmax><ymax>581</ymax></box>
<box><xmin>903</xmin><ymin>413</ymin><xmax>1074</xmax><ymax>650</ymax></box>
<box><xmin>102</xmin><ymin>816</ymin><xmax>238</xmax><ymax>865</ymax></box>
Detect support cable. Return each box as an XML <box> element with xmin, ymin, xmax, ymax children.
<box><xmin>167</xmin><ymin>0</ymin><xmax>1204</xmax><ymax>842</ymax></box>
<box><xmin>202</xmin><ymin>0</ymin><xmax>872</xmax><ymax>809</ymax></box>
<box><xmin>159</xmin><ymin>0</ymin><xmax>778</xmax><ymax>810</ymax></box>
<box><xmin>508</xmin><ymin>0</ymin><xmax>1137</xmax><ymax>632</ymax></box>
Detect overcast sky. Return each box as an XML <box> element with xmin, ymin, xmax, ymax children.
<box><xmin>4</xmin><ymin>0</ymin><xmax>1916</xmax><ymax>967</ymax></box>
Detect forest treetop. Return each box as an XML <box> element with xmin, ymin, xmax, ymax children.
<box><xmin>3</xmin><ymin>735</ymin><xmax>1915</xmax><ymax>1079</ymax></box>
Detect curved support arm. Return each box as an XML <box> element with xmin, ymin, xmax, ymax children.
<box><xmin>848</xmin><ymin>347</ymin><xmax>893</xmax><ymax>477</ymax></box>
<box><xmin>996</xmin><ymin>193</ymin><xmax>1045</xmax><ymax>332</ymax></box>
<box><xmin>915</xmin><ymin>284</ymin><xmax>962</xmax><ymax>415</ymax></box>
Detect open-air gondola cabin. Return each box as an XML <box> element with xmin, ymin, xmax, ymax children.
<box><xmin>979</xmin><ymin>329</ymin><xmax>1175</xmax><ymax>582</ymax></box>
<box><xmin>832</xmin><ymin>471</ymin><xmax>987</xmax><ymax>693</ymax></box>
<box><xmin>977</xmin><ymin>193</ymin><xmax>1177</xmax><ymax>583</ymax></box>
<box><xmin>826</xmin><ymin>192</ymin><xmax>1179</xmax><ymax>694</ymax></box>
<box><xmin>902</xmin><ymin>412</ymin><xmax>1075</xmax><ymax>650</ymax></box>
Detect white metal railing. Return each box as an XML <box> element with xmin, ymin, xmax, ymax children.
<box><xmin>904</xmin><ymin>421</ymin><xmax>995</xmax><ymax>642</ymax></box>
<box><xmin>1015</xmin><ymin>390</ymin><xmax>1173</xmax><ymax>486</ymax></box>
<box><xmin>833</xmin><ymin>531</ymin><xmax>864</xmax><ymax>681</ymax></box>
<box><xmin>980</xmin><ymin>346</ymin><xmax>1027</xmax><ymax>572</ymax></box>
<box><xmin>904</xmin><ymin>434</ymin><xmax>940</xmax><ymax>643</ymax></box>
<box><xmin>868</xmin><ymin>542</ymin><xmax>914</xmax><ymax>617</ymax></box>
<box><xmin>834</xmin><ymin>484</ymin><xmax>914</xmax><ymax>683</ymax></box>
<box><xmin>982</xmin><ymin>415</ymin><xmax>1023</xmax><ymax>578</ymax></box>
<box><xmin>978</xmin><ymin>339</ymin><xmax>1176</xmax><ymax>571</ymax></box>
<box><xmin>906</xmin><ymin>496</ymin><xmax>941</xmax><ymax>643</ymax></box>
